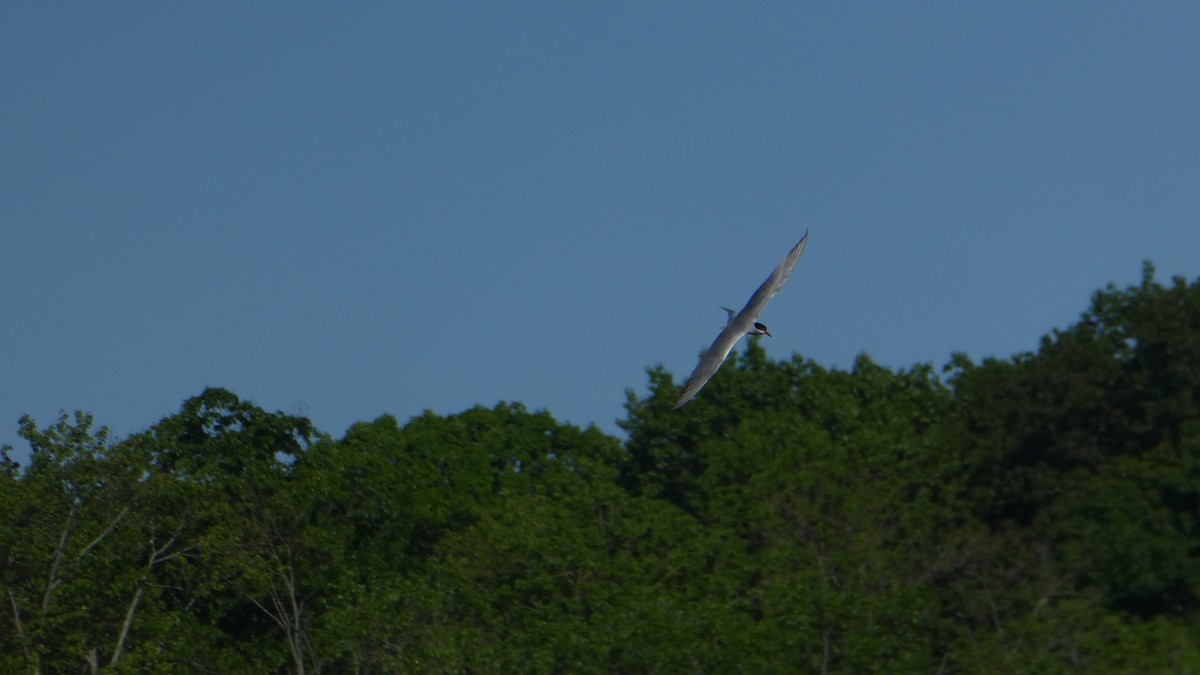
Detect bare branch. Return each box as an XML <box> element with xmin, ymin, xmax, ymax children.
<box><xmin>821</xmin><ymin>629</ymin><xmax>831</xmax><ymax>675</ymax></box>
<box><xmin>108</xmin><ymin>514</ymin><xmax>195</xmax><ymax>668</ymax></box>
<box><xmin>41</xmin><ymin>505</ymin><xmax>131</xmax><ymax>615</ymax></box>
<box><xmin>248</xmin><ymin>543</ymin><xmax>310</xmax><ymax>675</ymax></box>
<box><xmin>248</xmin><ymin>594</ymin><xmax>285</xmax><ymax>628</ymax></box>
<box><xmin>155</xmin><ymin>596</ymin><xmax>198</xmax><ymax>656</ymax></box>
<box><xmin>42</xmin><ymin>503</ymin><xmax>78</xmax><ymax>612</ymax></box>
<box><xmin>6</xmin><ymin>587</ymin><xmax>34</xmax><ymax>667</ymax></box>
<box><xmin>110</xmin><ymin>585</ymin><xmax>145</xmax><ymax>666</ymax></box>
<box><xmin>74</xmin><ymin>506</ymin><xmax>130</xmax><ymax>564</ymax></box>
<box><xmin>150</xmin><ymin>516</ymin><xmax>187</xmax><ymax>561</ymax></box>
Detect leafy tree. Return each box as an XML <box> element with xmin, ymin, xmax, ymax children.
<box><xmin>3</xmin><ymin>265</ymin><xmax>1200</xmax><ymax>673</ymax></box>
<box><xmin>0</xmin><ymin>412</ymin><xmax>141</xmax><ymax>673</ymax></box>
<box><xmin>942</xmin><ymin>264</ymin><xmax>1200</xmax><ymax>669</ymax></box>
<box><xmin>620</xmin><ymin>343</ymin><xmax>961</xmax><ymax>671</ymax></box>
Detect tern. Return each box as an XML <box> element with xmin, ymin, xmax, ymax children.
<box><xmin>674</xmin><ymin>231</ymin><xmax>810</xmax><ymax>409</ymax></box>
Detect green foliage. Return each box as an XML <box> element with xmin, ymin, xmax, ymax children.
<box><xmin>4</xmin><ymin>267</ymin><xmax>1200</xmax><ymax>672</ymax></box>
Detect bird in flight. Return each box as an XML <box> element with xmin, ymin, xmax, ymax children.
<box><xmin>674</xmin><ymin>231</ymin><xmax>810</xmax><ymax>409</ymax></box>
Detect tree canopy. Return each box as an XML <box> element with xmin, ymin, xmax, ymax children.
<box><xmin>4</xmin><ymin>264</ymin><xmax>1200</xmax><ymax>672</ymax></box>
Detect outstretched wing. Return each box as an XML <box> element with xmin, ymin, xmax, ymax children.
<box><xmin>673</xmin><ymin>322</ymin><xmax>746</xmax><ymax>409</ymax></box>
<box><xmin>737</xmin><ymin>230</ymin><xmax>809</xmax><ymax>321</ymax></box>
<box><xmin>674</xmin><ymin>231</ymin><xmax>810</xmax><ymax>409</ymax></box>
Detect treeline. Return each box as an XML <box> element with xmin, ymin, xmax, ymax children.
<box><xmin>3</xmin><ymin>264</ymin><xmax>1200</xmax><ymax>673</ymax></box>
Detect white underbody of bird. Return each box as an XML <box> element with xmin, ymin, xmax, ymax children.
<box><xmin>674</xmin><ymin>231</ymin><xmax>809</xmax><ymax>409</ymax></box>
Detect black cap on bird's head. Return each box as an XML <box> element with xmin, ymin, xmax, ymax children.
<box><xmin>754</xmin><ymin>322</ymin><xmax>771</xmax><ymax>337</ymax></box>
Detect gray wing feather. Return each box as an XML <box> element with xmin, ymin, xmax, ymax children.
<box><xmin>673</xmin><ymin>322</ymin><xmax>745</xmax><ymax>409</ymax></box>
<box><xmin>738</xmin><ymin>230</ymin><xmax>809</xmax><ymax>321</ymax></box>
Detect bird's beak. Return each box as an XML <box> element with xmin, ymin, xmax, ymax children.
<box><xmin>764</xmin><ymin>329</ymin><xmax>772</xmax><ymax>337</ymax></box>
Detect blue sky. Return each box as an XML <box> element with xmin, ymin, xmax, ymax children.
<box><xmin>4</xmin><ymin>3</ymin><xmax>1199</xmax><ymax>459</ymax></box>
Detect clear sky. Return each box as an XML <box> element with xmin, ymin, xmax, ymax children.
<box><xmin>4</xmin><ymin>3</ymin><xmax>1199</xmax><ymax>459</ymax></box>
